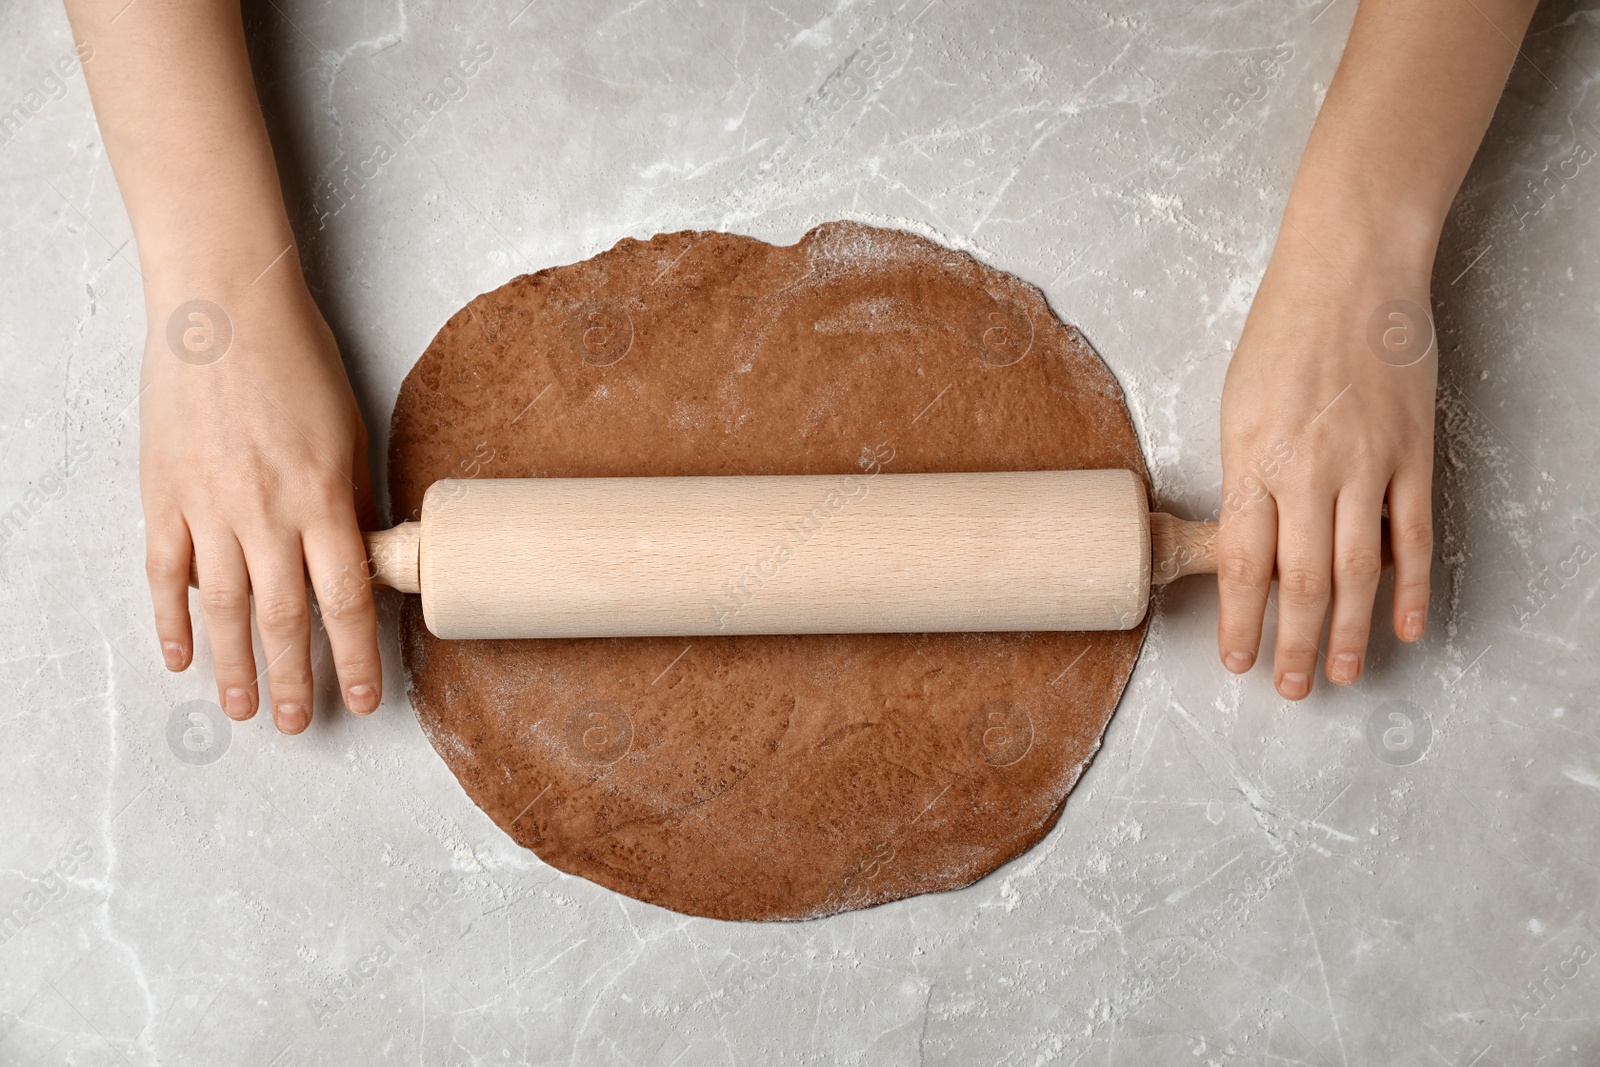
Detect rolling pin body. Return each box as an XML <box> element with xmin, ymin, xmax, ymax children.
<box><xmin>420</xmin><ymin>470</ymin><xmax>1155</xmax><ymax>639</ymax></box>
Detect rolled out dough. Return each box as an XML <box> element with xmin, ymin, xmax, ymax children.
<box><xmin>390</xmin><ymin>222</ymin><xmax>1148</xmax><ymax>921</ymax></box>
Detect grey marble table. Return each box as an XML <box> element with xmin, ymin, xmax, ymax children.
<box><xmin>2</xmin><ymin>0</ymin><xmax>1597</xmax><ymax>1063</ymax></box>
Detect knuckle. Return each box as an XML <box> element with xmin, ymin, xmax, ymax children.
<box><xmin>1334</xmin><ymin>550</ymin><xmax>1383</xmax><ymax>586</ymax></box>
<box><xmin>318</xmin><ymin>582</ymin><xmax>373</xmax><ymax>623</ymax></box>
<box><xmin>292</xmin><ymin>467</ymin><xmax>354</xmax><ymax>516</ymax></box>
<box><xmin>199</xmin><ymin>586</ymin><xmax>251</xmax><ymax>620</ymax></box>
<box><xmin>334</xmin><ymin>652</ymin><xmax>380</xmax><ymax>679</ymax></box>
<box><xmin>267</xmin><ymin>670</ymin><xmax>312</xmax><ymax>693</ymax></box>
<box><xmin>145</xmin><ymin>554</ymin><xmax>190</xmax><ymax>586</ymax></box>
<box><xmin>254</xmin><ymin>592</ymin><xmax>310</xmax><ymax>633</ymax></box>
<box><xmin>1327</xmin><ymin>620</ymin><xmax>1370</xmax><ymax>647</ymax></box>
<box><xmin>1218</xmin><ymin>553</ymin><xmax>1266</xmax><ymax>589</ymax></box>
<box><xmin>310</xmin><ymin>477</ymin><xmax>354</xmax><ymax>513</ymax></box>
<box><xmin>151</xmin><ymin>609</ymin><xmax>190</xmax><ymax>633</ymax></box>
<box><xmin>1393</xmin><ymin>519</ymin><xmax>1433</xmax><ymax>553</ymax></box>
<box><xmin>221</xmin><ymin>465</ymin><xmax>277</xmax><ymax>514</ymax></box>
<box><xmin>1217</xmin><ymin>627</ymin><xmax>1257</xmax><ymax>652</ymax></box>
<box><xmin>1273</xmin><ymin>647</ymin><xmax>1315</xmax><ymax>668</ymax></box>
<box><xmin>1395</xmin><ymin>573</ymin><xmax>1431</xmax><ymax>595</ymax></box>
<box><xmin>209</xmin><ymin>655</ymin><xmax>255</xmax><ymax>680</ymax></box>
<box><xmin>1277</xmin><ymin>566</ymin><xmax>1329</xmax><ymax>602</ymax></box>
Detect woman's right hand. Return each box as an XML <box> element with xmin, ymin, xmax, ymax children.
<box><xmin>140</xmin><ymin>263</ymin><xmax>382</xmax><ymax>734</ymax></box>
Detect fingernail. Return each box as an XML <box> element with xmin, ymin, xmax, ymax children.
<box><xmin>161</xmin><ymin>641</ymin><xmax>185</xmax><ymax>670</ymax></box>
<box><xmin>277</xmin><ymin>703</ymin><xmax>310</xmax><ymax>734</ymax></box>
<box><xmin>1402</xmin><ymin>611</ymin><xmax>1426</xmax><ymax>642</ymax></box>
<box><xmin>347</xmin><ymin>684</ymin><xmax>379</xmax><ymax>715</ymax></box>
<box><xmin>1279</xmin><ymin>672</ymin><xmax>1310</xmax><ymax>700</ymax></box>
<box><xmin>1330</xmin><ymin>653</ymin><xmax>1361</xmax><ymax>684</ymax></box>
<box><xmin>1224</xmin><ymin>651</ymin><xmax>1254</xmax><ymax>673</ymax></box>
<box><xmin>223</xmin><ymin>687</ymin><xmax>255</xmax><ymax>720</ymax></box>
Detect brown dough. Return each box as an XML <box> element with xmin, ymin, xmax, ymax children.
<box><xmin>390</xmin><ymin>222</ymin><xmax>1148</xmax><ymax>921</ymax></box>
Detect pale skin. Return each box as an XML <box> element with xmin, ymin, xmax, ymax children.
<box><xmin>1217</xmin><ymin>0</ymin><xmax>1538</xmax><ymax>699</ymax></box>
<box><xmin>64</xmin><ymin>1</ymin><xmax>1536</xmax><ymax>734</ymax></box>
<box><xmin>66</xmin><ymin>0</ymin><xmax>381</xmax><ymax>734</ymax></box>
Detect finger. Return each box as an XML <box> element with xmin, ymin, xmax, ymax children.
<box><xmin>1215</xmin><ymin>473</ymin><xmax>1279</xmax><ymax>675</ymax></box>
<box><xmin>194</xmin><ymin>532</ymin><xmax>259</xmax><ymax>722</ymax></box>
<box><xmin>1387</xmin><ymin>463</ymin><xmax>1434</xmax><ymax>642</ymax></box>
<box><xmin>305</xmin><ymin>511</ymin><xmax>382</xmax><ymax>716</ymax></box>
<box><xmin>144</xmin><ymin>506</ymin><xmax>194</xmax><ymax>672</ymax></box>
<box><xmin>242</xmin><ymin>534</ymin><xmax>315</xmax><ymax>735</ymax></box>
<box><xmin>1271</xmin><ymin>491</ymin><xmax>1334</xmax><ymax>701</ymax></box>
<box><xmin>1325</xmin><ymin>480</ymin><xmax>1386</xmax><ymax>685</ymax></box>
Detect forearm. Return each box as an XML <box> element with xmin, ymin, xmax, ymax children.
<box><xmin>1284</xmin><ymin>0</ymin><xmax>1539</xmax><ymax>264</ymax></box>
<box><xmin>63</xmin><ymin>0</ymin><xmax>293</xmax><ymax>293</ymax></box>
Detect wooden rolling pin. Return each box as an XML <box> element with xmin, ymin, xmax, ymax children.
<box><xmin>190</xmin><ymin>470</ymin><xmax>1220</xmax><ymax>638</ymax></box>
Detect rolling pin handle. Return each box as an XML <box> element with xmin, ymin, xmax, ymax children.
<box><xmin>1149</xmin><ymin>513</ymin><xmax>1219</xmax><ymax>584</ymax></box>
<box><xmin>369</xmin><ymin>523</ymin><xmax>422</xmax><ymax>594</ymax></box>
<box><xmin>186</xmin><ymin>522</ymin><xmax>422</xmax><ymax>595</ymax></box>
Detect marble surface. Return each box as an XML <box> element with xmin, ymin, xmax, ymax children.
<box><xmin>3</xmin><ymin>0</ymin><xmax>1599</xmax><ymax>1063</ymax></box>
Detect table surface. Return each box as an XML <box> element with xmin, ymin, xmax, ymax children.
<box><xmin>2</xmin><ymin>1</ymin><xmax>1598</xmax><ymax>1063</ymax></box>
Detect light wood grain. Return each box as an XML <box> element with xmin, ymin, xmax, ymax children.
<box><xmin>369</xmin><ymin>522</ymin><xmax>421</xmax><ymax>593</ymax></box>
<box><xmin>419</xmin><ymin>470</ymin><xmax>1152</xmax><ymax>639</ymax></box>
<box><xmin>1150</xmin><ymin>513</ymin><xmax>1218</xmax><ymax>583</ymax></box>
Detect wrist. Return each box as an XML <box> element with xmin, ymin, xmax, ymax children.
<box><xmin>140</xmin><ymin>238</ymin><xmax>317</xmax><ymax>368</ymax></box>
<box><xmin>1286</xmin><ymin>170</ymin><xmax>1442</xmax><ymax>268</ymax></box>
<box><xmin>141</xmin><ymin>243</ymin><xmax>308</xmax><ymax>329</ymax></box>
<box><xmin>137</xmin><ymin>201</ymin><xmax>300</xmax><ymax>299</ymax></box>
<box><xmin>1268</xmin><ymin>172</ymin><xmax>1441</xmax><ymax>299</ymax></box>
<box><xmin>1277</xmin><ymin>101</ymin><xmax>1458</xmax><ymax>280</ymax></box>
